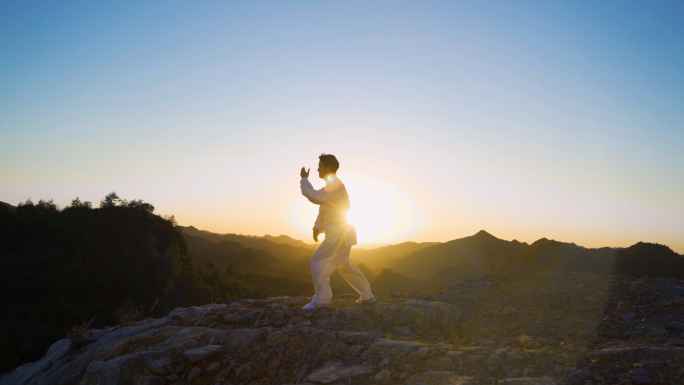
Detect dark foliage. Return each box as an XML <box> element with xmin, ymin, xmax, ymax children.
<box><xmin>0</xmin><ymin>194</ymin><xmax>256</xmax><ymax>374</ymax></box>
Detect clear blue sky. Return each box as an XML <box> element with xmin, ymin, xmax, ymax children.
<box><xmin>1</xmin><ymin>1</ymin><xmax>683</xmax><ymax>251</ymax></box>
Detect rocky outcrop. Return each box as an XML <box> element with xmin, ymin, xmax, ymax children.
<box><xmin>2</xmin><ymin>272</ymin><xmax>684</xmax><ymax>384</ymax></box>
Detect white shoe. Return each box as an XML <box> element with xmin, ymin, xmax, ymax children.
<box><xmin>302</xmin><ymin>301</ymin><xmax>328</xmax><ymax>310</ymax></box>
<box><xmin>355</xmin><ymin>297</ymin><xmax>376</xmax><ymax>305</ymax></box>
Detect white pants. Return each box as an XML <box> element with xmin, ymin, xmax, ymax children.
<box><xmin>309</xmin><ymin>238</ymin><xmax>374</xmax><ymax>305</ymax></box>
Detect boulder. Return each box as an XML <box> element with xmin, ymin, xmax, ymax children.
<box><xmin>497</xmin><ymin>378</ymin><xmax>558</xmax><ymax>385</ymax></box>
<box><xmin>405</xmin><ymin>371</ymin><xmax>475</xmax><ymax>385</ymax></box>
<box><xmin>0</xmin><ymin>339</ymin><xmax>71</xmax><ymax>385</ymax></box>
<box><xmin>304</xmin><ymin>362</ymin><xmax>374</xmax><ymax>383</ymax></box>
<box><xmin>182</xmin><ymin>345</ymin><xmax>224</xmax><ymax>363</ymax></box>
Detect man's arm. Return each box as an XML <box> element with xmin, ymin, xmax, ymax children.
<box><xmin>299</xmin><ymin>167</ymin><xmax>326</xmax><ymax>242</ymax></box>
<box><xmin>300</xmin><ymin>177</ymin><xmax>328</xmax><ymax>205</ymax></box>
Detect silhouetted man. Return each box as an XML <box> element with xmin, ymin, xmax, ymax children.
<box><xmin>300</xmin><ymin>154</ymin><xmax>375</xmax><ymax>310</ymax></box>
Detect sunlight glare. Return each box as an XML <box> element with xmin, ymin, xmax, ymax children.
<box><xmin>345</xmin><ymin>174</ymin><xmax>421</xmax><ymax>244</ymax></box>
<box><xmin>290</xmin><ymin>174</ymin><xmax>421</xmax><ymax>245</ymax></box>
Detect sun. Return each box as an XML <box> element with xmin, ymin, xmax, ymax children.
<box><xmin>344</xmin><ymin>174</ymin><xmax>421</xmax><ymax>245</ymax></box>
<box><xmin>291</xmin><ymin>174</ymin><xmax>421</xmax><ymax>245</ymax></box>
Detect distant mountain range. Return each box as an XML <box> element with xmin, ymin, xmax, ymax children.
<box><xmin>390</xmin><ymin>230</ymin><xmax>529</xmax><ymax>280</ymax></box>
<box><xmin>389</xmin><ymin>230</ymin><xmax>684</xmax><ymax>281</ymax></box>
<box><xmin>350</xmin><ymin>241</ymin><xmax>439</xmax><ymax>272</ymax></box>
<box><xmin>179</xmin><ymin>226</ymin><xmax>316</xmax><ymax>253</ymax></box>
<box><xmin>178</xmin><ymin>226</ymin><xmax>437</xmax><ymax>278</ymax></box>
<box><xmin>177</xmin><ymin>226</ymin><xmax>436</xmax><ymax>295</ymax></box>
<box><xmin>180</xmin><ymin>226</ymin><xmax>684</xmax><ymax>290</ymax></box>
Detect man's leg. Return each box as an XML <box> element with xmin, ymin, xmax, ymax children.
<box><xmin>336</xmin><ymin>252</ymin><xmax>375</xmax><ymax>301</ymax></box>
<box><xmin>309</xmin><ymin>241</ymin><xmax>343</xmax><ymax>305</ymax></box>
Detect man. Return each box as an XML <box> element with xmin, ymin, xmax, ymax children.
<box><xmin>300</xmin><ymin>154</ymin><xmax>376</xmax><ymax>310</ymax></box>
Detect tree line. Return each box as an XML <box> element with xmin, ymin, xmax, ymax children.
<box><xmin>0</xmin><ymin>193</ymin><xmax>262</xmax><ymax>374</ymax></box>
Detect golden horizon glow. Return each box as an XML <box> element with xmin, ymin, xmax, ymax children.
<box><xmin>289</xmin><ymin>173</ymin><xmax>422</xmax><ymax>245</ymax></box>
<box><xmin>4</xmin><ymin>156</ymin><xmax>683</xmax><ymax>254</ymax></box>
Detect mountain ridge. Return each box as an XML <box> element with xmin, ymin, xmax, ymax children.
<box><xmin>178</xmin><ymin>226</ymin><xmax>316</xmax><ymax>250</ymax></box>
<box><xmin>182</xmin><ymin>225</ymin><xmax>684</xmax><ymax>284</ymax></box>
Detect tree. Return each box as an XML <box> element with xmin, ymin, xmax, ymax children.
<box><xmin>122</xmin><ymin>199</ymin><xmax>154</xmax><ymax>213</ymax></box>
<box><xmin>100</xmin><ymin>192</ymin><xmax>121</xmax><ymax>208</ymax></box>
<box><xmin>69</xmin><ymin>197</ymin><xmax>92</xmax><ymax>209</ymax></box>
<box><xmin>18</xmin><ymin>198</ymin><xmax>34</xmax><ymax>207</ymax></box>
<box><xmin>36</xmin><ymin>199</ymin><xmax>58</xmax><ymax>211</ymax></box>
<box><xmin>163</xmin><ymin>215</ymin><xmax>178</xmax><ymax>227</ymax></box>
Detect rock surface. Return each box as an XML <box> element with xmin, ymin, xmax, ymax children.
<box><xmin>2</xmin><ymin>272</ymin><xmax>684</xmax><ymax>384</ymax></box>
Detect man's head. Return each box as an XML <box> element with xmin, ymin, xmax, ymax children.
<box><xmin>317</xmin><ymin>153</ymin><xmax>339</xmax><ymax>179</ymax></box>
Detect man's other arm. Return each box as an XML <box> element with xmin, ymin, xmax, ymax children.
<box><xmin>312</xmin><ymin>206</ymin><xmax>324</xmax><ymax>242</ymax></box>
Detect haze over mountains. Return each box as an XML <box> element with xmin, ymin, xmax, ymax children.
<box><xmin>179</xmin><ymin>225</ymin><xmax>684</xmax><ymax>293</ymax></box>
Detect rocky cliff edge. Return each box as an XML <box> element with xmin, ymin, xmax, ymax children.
<box><xmin>2</xmin><ymin>272</ymin><xmax>684</xmax><ymax>385</ymax></box>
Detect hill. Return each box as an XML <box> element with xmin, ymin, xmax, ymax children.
<box><xmin>179</xmin><ymin>230</ymin><xmax>360</xmax><ymax>300</ymax></box>
<box><xmin>179</xmin><ymin>226</ymin><xmax>317</xmax><ymax>258</ymax></box>
<box><xmin>388</xmin><ymin>230</ymin><xmax>683</xmax><ymax>284</ymax></box>
<box><xmin>260</xmin><ymin>234</ymin><xmax>315</xmax><ymax>248</ymax></box>
<box><xmin>390</xmin><ymin>230</ymin><xmax>529</xmax><ymax>280</ymax></box>
<box><xmin>0</xmin><ymin>201</ymin><xmax>16</xmax><ymax>213</ymax></box>
<box><xmin>514</xmin><ymin>238</ymin><xmax>616</xmax><ymax>274</ymax></box>
<box><xmin>615</xmin><ymin>242</ymin><xmax>684</xmax><ymax>279</ymax></box>
<box><xmin>183</xmin><ymin>234</ymin><xmax>296</xmax><ymax>275</ymax></box>
<box><xmin>181</xmin><ymin>226</ymin><xmax>684</xmax><ymax>294</ymax></box>
<box><xmin>350</xmin><ymin>241</ymin><xmax>439</xmax><ymax>273</ymax></box>
<box><xmin>179</xmin><ymin>227</ymin><xmax>438</xmax><ymax>276</ymax></box>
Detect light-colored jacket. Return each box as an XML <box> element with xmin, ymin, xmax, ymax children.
<box><xmin>300</xmin><ymin>175</ymin><xmax>357</xmax><ymax>247</ymax></box>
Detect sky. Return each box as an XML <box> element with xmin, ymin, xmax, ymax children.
<box><xmin>1</xmin><ymin>1</ymin><xmax>683</xmax><ymax>252</ymax></box>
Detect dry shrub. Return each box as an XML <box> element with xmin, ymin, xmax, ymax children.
<box><xmin>67</xmin><ymin>316</ymin><xmax>95</xmax><ymax>349</ymax></box>
<box><xmin>115</xmin><ymin>300</ymin><xmax>144</xmax><ymax>326</ymax></box>
<box><xmin>148</xmin><ymin>297</ymin><xmax>160</xmax><ymax>318</ymax></box>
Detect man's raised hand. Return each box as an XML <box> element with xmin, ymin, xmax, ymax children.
<box><xmin>313</xmin><ymin>229</ymin><xmax>319</xmax><ymax>243</ymax></box>
<box><xmin>300</xmin><ymin>167</ymin><xmax>310</xmax><ymax>178</ymax></box>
